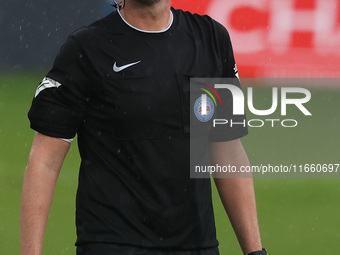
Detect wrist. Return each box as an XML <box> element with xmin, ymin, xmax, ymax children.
<box><xmin>246</xmin><ymin>248</ymin><xmax>267</xmax><ymax>255</ymax></box>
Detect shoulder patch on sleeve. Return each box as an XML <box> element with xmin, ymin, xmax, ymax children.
<box><xmin>234</xmin><ymin>64</ymin><xmax>240</xmax><ymax>80</ymax></box>
<box><xmin>35</xmin><ymin>77</ymin><xmax>62</xmax><ymax>98</ymax></box>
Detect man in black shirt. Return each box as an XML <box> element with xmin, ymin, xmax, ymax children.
<box><xmin>20</xmin><ymin>0</ymin><xmax>266</xmax><ymax>255</ymax></box>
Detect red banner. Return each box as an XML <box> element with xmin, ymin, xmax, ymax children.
<box><xmin>172</xmin><ymin>0</ymin><xmax>340</xmax><ymax>78</ymax></box>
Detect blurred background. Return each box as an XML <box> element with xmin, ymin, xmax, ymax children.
<box><xmin>172</xmin><ymin>0</ymin><xmax>340</xmax><ymax>78</ymax></box>
<box><xmin>1</xmin><ymin>0</ymin><xmax>340</xmax><ymax>255</ymax></box>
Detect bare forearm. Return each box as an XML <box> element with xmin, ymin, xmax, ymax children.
<box><xmin>20</xmin><ymin>133</ymin><xmax>70</xmax><ymax>255</ymax></box>
<box><xmin>210</xmin><ymin>139</ymin><xmax>262</xmax><ymax>254</ymax></box>
<box><xmin>20</xmin><ymin>164</ymin><xmax>59</xmax><ymax>255</ymax></box>
<box><xmin>214</xmin><ymin>178</ymin><xmax>262</xmax><ymax>254</ymax></box>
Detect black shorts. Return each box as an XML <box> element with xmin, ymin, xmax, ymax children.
<box><xmin>76</xmin><ymin>243</ymin><xmax>220</xmax><ymax>255</ymax></box>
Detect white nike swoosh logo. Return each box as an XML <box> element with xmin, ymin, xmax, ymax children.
<box><xmin>113</xmin><ymin>60</ymin><xmax>141</xmax><ymax>72</ymax></box>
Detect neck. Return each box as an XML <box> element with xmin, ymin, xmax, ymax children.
<box><xmin>120</xmin><ymin>0</ymin><xmax>172</xmax><ymax>32</ymax></box>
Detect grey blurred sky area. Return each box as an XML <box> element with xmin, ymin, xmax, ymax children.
<box><xmin>0</xmin><ymin>0</ymin><xmax>115</xmax><ymax>71</ymax></box>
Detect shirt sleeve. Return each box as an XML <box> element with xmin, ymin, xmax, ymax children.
<box><xmin>28</xmin><ymin>36</ymin><xmax>93</xmax><ymax>139</ymax></box>
<box><xmin>209</xmin><ymin>24</ymin><xmax>248</xmax><ymax>142</ymax></box>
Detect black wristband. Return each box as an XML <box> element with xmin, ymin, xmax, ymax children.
<box><xmin>247</xmin><ymin>248</ymin><xmax>267</xmax><ymax>255</ymax></box>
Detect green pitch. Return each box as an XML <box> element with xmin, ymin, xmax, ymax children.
<box><xmin>1</xmin><ymin>73</ymin><xmax>339</xmax><ymax>255</ymax></box>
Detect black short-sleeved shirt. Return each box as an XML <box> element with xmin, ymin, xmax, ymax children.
<box><xmin>28</xmin><ymin>8</ymin><xmax>248</xmax><ymax>250</ymax></box>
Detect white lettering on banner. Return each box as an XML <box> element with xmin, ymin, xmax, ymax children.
<box><xmin>207</xmin><ymin>0</ymin><xmax>267</xmax><ymax>53</ymax></box>
<box><xmin>269</xmin><ymin>0</ymin><xmax>340</xmax><ymax>53</ymax></box>
<box><xmin>314</xmin><ymin>0</ymin><xmax>340</xmax><ymax>54</ymax></box>
<box><xmin>207</xmin><ymin>0</ymin><xmax>340</xmax><ymax>54</ymax></box>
